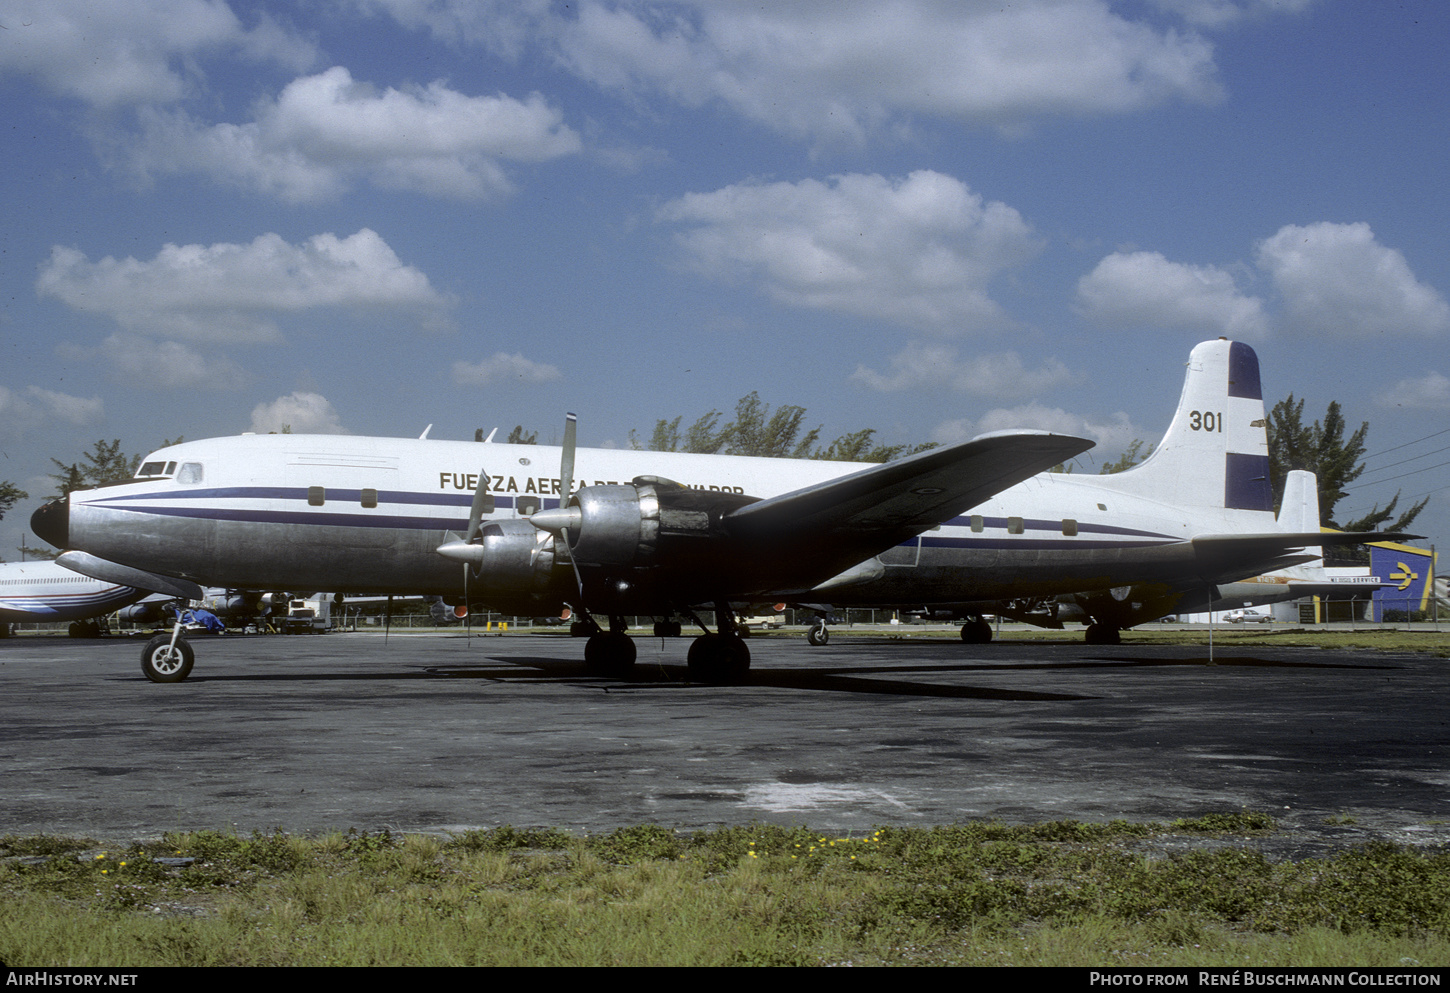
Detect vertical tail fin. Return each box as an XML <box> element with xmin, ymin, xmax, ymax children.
<box><xmin>1277</xmin><ymin>469</ymin><xmax>1320</xmax><ymax>532</ymax></box>
<box><xmin>1094</xmin><ymin>338</ymin><xmax>1273</xmax><ymax>513</ymax></box>
<box><xmin>1269</xmin><ymin>470</ymin><xmax>1329</xmax><ymax>580</ymax></box>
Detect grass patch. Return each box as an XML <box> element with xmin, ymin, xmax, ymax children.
<box><xmin>2</xmin><ymin>815</ymin><xmax>1447</xmax><ymax>966</ymax></box>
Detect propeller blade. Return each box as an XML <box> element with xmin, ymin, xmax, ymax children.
<box><xmin>559</xmin><ymin>412</ymin><xmax>577</xmax><ymax>510</ymax></box>
<box><xmin>465</xmin><ymin>468</ymin><xmax>493</xmax><ymax>543</ymax></box>
<box><xmin>554</xmin><ymin>412</ymin><xmax>586</xmax><ymax>608</ymax></box>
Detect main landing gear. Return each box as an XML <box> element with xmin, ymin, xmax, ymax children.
<box><xmin>582</xmin><ymin>615</ymin><xmax>636</xmax><ymax>678</ymax></box>
<box><xmin>577</xmin><ymin>605</ymin><xmax>752</xmax><ymax>685</ymax></box>
<box><xmin>1084</xmin><ymin>623</ymin><xmax>1122</xmax><ymax>645</ymax></box>
<box><xmin>960</xmin><ymin>617</ymin><xmax>993</xmax><ymax>643</ymax></box>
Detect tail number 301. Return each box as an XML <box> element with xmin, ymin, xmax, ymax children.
<box><xmin>1189</xmin><ymin>410</ymin><xmax>1222</xmax><ymax>432</ymax></box>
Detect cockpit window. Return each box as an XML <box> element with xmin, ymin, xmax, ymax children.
<box><xmin>136</xmin><ymin>461</ymin><xmax>171</xmax><ymax>478</ymax></box>
<box><xmin>177</xmin><ymin>463</ymin><xmax>204</xmax><ymax>484</ymax></box>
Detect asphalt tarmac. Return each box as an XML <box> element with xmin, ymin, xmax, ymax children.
<box><xmin>2</xmin><ymin>629</ymin><xmax>1446</xmax><ymax>851</ymax></box>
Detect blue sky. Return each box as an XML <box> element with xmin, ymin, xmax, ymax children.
<box><xmin>3</xmin><ymin>0</ymin><xmax>1448</xmax><ymax>559</ymax></box>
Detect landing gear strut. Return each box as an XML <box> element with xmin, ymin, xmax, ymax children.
<box><xmin>806</xmin><ymin>616</ymin><xmax>829</xmax><ymax>646</ymax></box>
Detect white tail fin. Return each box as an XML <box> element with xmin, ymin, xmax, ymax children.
<box><xmin>1277</xmin><ymin>469</ymin><xmax>1320</xmax><ymax>532</ymax></box>
<box><xmin>1095</xmin><ymin>338</ymin><xmax>1273</xmax><ymax>514</ymax></box>
<box><xmin>1269</xmin><ymin>469</ymin><xmax>1329</xmax><ymax>580</ymax></box>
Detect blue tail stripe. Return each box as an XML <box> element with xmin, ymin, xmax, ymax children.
<box><xmin>1228</xmin><ymin>341</ymin><xmax>1262</xmax><ymax>400</ymax></box>
<box><xmin>1225</xmin><ymin>452</ymin><xmax>1272</xmax><ymax>511</ymax></box>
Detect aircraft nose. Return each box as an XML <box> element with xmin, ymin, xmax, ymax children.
<box><xmin>30</xmin><ymin>498</ymin><xmax>69</xmax><ymax>550</ymax></box>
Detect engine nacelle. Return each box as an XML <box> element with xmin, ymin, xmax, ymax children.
<box><xmin>543</xmin><ymin>479</ymin><xmax>756</xmax><ymax>611</ymax></box>
<box><xmin>466</xmin><ymin>518</ymin><xmax>556</xmax><ymax>597</ymax></box>
<box><xmin>561</xmin><ymin>483</ymin><xmax>662</xmax><ymax>568</ymax></box>
<box><xmin>119</xmin><ymin>601</ymin><xmax>172</xmax><ymax>624</ymax></box>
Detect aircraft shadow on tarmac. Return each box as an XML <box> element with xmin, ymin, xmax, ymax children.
<box><xmin>172</xmin><ymin>650</ymin><xmax>1393</xmax><ymax>701</ymax></box>
<box><xmin>160</xmin><ymin>655</ymin><xmax>1092</xmax><ymax>700</ymax></box>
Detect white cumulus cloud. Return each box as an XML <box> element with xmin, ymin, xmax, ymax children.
<box><xmin>56</xmin><ymin>335</ymin><xmax>248</xmax><ymax>391</ymax></box>
<box><xmin>0</xmin><ymin>0</ymin><xmax>317</xmax><ymax>108</ymax></box>
<box><xmin>249</xmin><ymin>392</ymin><xmax>346</xmax><ymax>435</ymax></box>
<box><xmin>852</xmin><ymin>345</ymin><xmax>1078</xmax><ymax>397</ymax></box>
<box><xmin>1149</xmin><ymin>0</ymin><xmax>1316</xmax><ymax>30</ymax></box>
<box><xmin>1255</xmin><ymin>222</ymin><xmax>1450</xmax><ymax>338</ymax></box>
<box><xmin>1378</xmin><ymin>372</ymin><xmax>1450</xmax><ymax>412</ymax></box>
<box><xmin>657</xmin><ymin>170</ymin><xmax>1041</xmax><ymax>334</ymax></box>
<box><xmin>0</xmin><ymin>385</ymin><xmax>104</xmax><ymax>438</ymax></box>
<box><xmin>932</xmin><ymin>404</ymin><xmax>1141</xmax><ymax>457</ymax></box>
<box><xmin>37</xmin><ymin>229</ymin><xmax>454</xmax><ymax>342</ymax></box>
<box><xmin>1075</xmin><ymin>251</ymin><xmax>1269</xmax><ymax>337</ymax></box>
<box><xmin>549</xmin><ymin>0</ymin><xmax>1224</xmax><ymax>143</ymax></box>
<box><xmin>128</xmin><ymin>66</ymin><xmax>582</xmax><ymax>202</ymax></box>
<box><xmin>1075</xmin><ymin>223</ymin><xmax>1447</xmax><ymax>341</ymax></box>
<box><xmin>451</xmin><ymin>352</ymin><xmax>562</xmax><ymax>386</ymax></box>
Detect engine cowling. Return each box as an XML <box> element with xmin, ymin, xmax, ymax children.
<box><xmin>119</xmin><ymin>601</ymin><xmax>172</xmax><ymax>624</ymax></box>
<box><xmin>535</xmin><ymin>478</ymin><xmax>757</xmax><ymax>612</ymax></box>
<box><xmin>447</xmin><ymin>518</ymin><xmax>562</xmax><ymax>614</ymax></box>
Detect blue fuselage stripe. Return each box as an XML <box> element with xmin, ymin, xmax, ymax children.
<box><xmin>87</xmin><ymin>488</ymin><xmax>1181</xmax><ymax>550</ymax></box>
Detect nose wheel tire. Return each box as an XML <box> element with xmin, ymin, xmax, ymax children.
<box><xmin>141</xmin><ymin>635</ymin><xmax>195</xmax><ymax>683</ymax></box>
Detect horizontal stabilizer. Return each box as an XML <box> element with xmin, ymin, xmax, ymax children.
<box><xmin>1190</xmin><ymin>530</ymin><xmax>1420</xmax><ymax>585</ymax></box>
<box><xmin>57</xmin><ymin>551</ymin><xmax>203</xmax><ymax>601</ymax></box>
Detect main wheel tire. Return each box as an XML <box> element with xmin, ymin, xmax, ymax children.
<box><xmin>687</xmin><ymin>634</ymin><xmax>751</xmax><ymax>684</ymax></box>
<box><xmin>584</xmin><ymin>631</ymin><xmax>636</xmax><ymax>677</ymax></box>
<box><xmin>141</xmin><ymin>635</ymin><xmax>195</xmax><ymax>683</ymax></box>
<box><xmin>960</xmin><ymin>619</ymin><xmax>993</xmax><ymax>644</ymax></box>
<box><xmin>806</xmin><ymin>624</ymin><xmax>829</xmax><ymax>646</ymax></box>
<box><xmin>1084</xmin><ymin>624</ymin><xmax>1122</xmax><ymax>646</ymax></box>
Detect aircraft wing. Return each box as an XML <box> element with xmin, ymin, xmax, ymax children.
<box><xmin>56</xmin><ymin>550</ymin><xmax>205</xmax><ymax>601</ymax></box>
<box><xmin>719</xmin><ymin>431</ymin><xmax>1094</xmax><ymax>591</ymax></box>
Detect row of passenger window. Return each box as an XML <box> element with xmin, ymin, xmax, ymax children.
<box><xmin>302</xmin><ymin>489</ymin><xmax>547</xmax><ymax>516</ymax></box>
<box><xmin>307</xmin><ymin>487</ymin><xmax>378</xmax><ymax>508</ymax></box>
<box><xmin>967</xmin><ymin>515</ymin><xmax>1079</xmax><ymax>536</ymax></box>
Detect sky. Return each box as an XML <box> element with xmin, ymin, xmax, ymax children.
<box><xmin>3</xmin><ymin>0</ymin><xmax>1449</xmax><ymax>561</ymax></box>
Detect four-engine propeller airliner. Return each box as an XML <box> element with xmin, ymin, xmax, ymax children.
<box><xmin>30</xmin><ymin>338</ymin><xmax>1406</xmax><ymax>683</ymax></box>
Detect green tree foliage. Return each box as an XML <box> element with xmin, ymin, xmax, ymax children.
<box><xmin>1099</xmin><ymin>439</ymin><xmax>1153</xmax><ymax>475</ymax></box>
<box><xmin>1</xmin><ymin>480</ymin><xmax>29</xmax><ymax>561</ymax></box>
<box><xmin>46</xmin><ymin>437</ymin><xmax>186</xmax><ymax>498</ymax></box>
<box><xmin>0</xmin><ymin>480</ymin><xmax>27</xmax><ymax>521</ymax></box>
<box><xmin>505</xmin><ymin>425</ymin><xmax>538</xmax><ymax>445</ymax></box>
<box><xmin>630</xmin><ymin>392</ymin><xmax>934</xmax><ymax>463</ymax></box>
<box><xmin>1266</xmin><ymin>395</ymin><xmax>1427</xmax><ymax>532</ymax></box>
<box><xmin>48</xmin><ymin>439</ymin><xmax>139</xmax><ymax>497</ymax></box>
<box><xmin>722</xmin><ymin>392</ymin><xmax>820</xmax><ymax>459</ymax></box>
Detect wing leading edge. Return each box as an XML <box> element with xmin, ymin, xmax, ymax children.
<box><xmin>719</xmin><ymin>431</ymin><xmax>1094</xmax><ymax>590</ymax></box>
